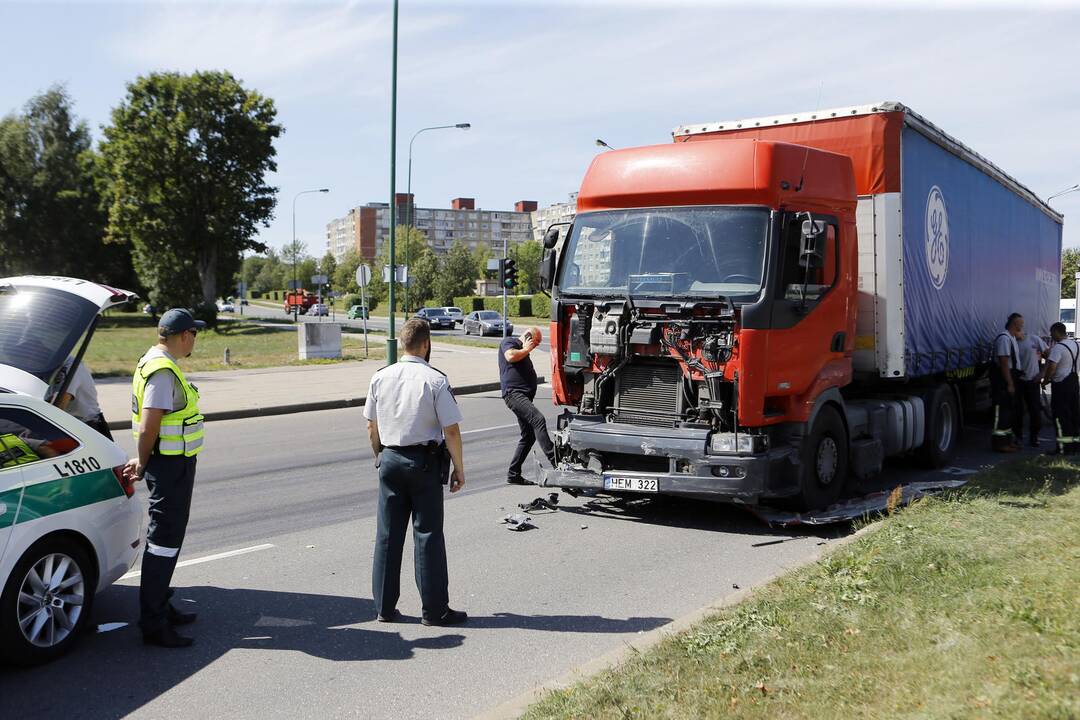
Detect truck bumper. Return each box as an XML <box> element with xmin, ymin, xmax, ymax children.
<box><xmin>542</xmin><ymin>416</ymin><xmax>797</xmax><ymax>504</ymax></box>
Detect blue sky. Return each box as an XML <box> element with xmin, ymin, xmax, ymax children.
<box><xmin>3</xmin><ymin>0</ymin><xmax>1079</xmax><ymax>253</ymax></box>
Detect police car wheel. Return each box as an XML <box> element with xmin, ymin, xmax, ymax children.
<box><xmin>0</xmin><ymin>537</ymin><xmax>95</xmax><ymax>666</ymax></box>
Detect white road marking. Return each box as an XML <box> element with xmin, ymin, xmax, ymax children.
<box><xmin>463</xmin><ymin>423</ymin><xmax>517</xmax><ymax>435</ymax></box>
<box><xmin>120</xmin><ymin>543</ymin><xmax>275</xmax><ymax>580</ymax></box>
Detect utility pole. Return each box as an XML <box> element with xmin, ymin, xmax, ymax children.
<box><xmin>502</xmin><ymin>234</ymin><xmax>508</xmax><ymax>339</ymax></box>
<box><xmin>387</xmin><ymin>0</ymin><xmax>399</xmax><ymax>364</ymax></box>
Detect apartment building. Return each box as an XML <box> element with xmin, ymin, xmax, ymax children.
<box><xmin>326</xmin><ymin>195</ymin><xmax>536</xmax><ymax>263</ymax></box>
<box><xmin>530</xmin><ymin>192</ymin><xmax>578</xmax><ymax>242</ymax></box>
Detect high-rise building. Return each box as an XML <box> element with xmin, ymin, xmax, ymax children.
<box><xmin>531</xmin><ymin>193</ymin><xmax>578</xmax><ymax>242</ymax></box>
<box><xmin>325</xmin><ymin>195</ymin><xmax>536</xmax><ymax>263</ymax></box>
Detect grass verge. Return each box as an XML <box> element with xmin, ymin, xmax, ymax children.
<box><xmin>521</xmin><ymin>457</ymin><xmax>1080</xmax><ymax>720</ymax></box>
<box><xmin>86</xmin><ymin>314</ymin><xmax>384</xmax><ymax>376</ymax></box>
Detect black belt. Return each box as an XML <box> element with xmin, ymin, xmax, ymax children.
<box><xmin>385</xmin><ymin>441</ymin><xmax>441</xmax><ymax>451</ymax></box>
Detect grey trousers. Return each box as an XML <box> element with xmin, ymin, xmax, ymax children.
<box><xmin>372</xmin><ymin>446</ymin><xmax>449</xmax><ymax>618</ymax></box>
<box><xmin>139</xmin><ymin>454</ymin><xmax>196</xmax><ymax>633</ymax></box>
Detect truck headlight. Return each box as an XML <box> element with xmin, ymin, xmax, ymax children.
<box><xmin>708</xmin><ymin>433</ymin><xmax>767</xmax><ymax>455</ymax></box>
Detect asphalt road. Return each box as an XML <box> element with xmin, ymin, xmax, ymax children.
<box><xmin>1</xmin><ymin>388</ymin><xmax>1019</xmax><ymax>719</ymax></box>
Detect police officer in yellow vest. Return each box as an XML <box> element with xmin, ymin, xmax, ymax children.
<box><xmin>125</xmin><ymin>308</ymin><xmax>205</xmax><ymax>648</ymax></box>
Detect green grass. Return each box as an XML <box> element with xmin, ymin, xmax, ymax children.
<box><xmin>522</xmin><ymin>457</ymin><xmax>1080</xmax><ymax>720</ymax></box>
<box><xmin>85</xmin><ymin>313</ymin><xmax>385</xmax><ymax>376</ymax></box>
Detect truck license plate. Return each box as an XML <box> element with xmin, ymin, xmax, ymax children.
<box><xmin>603</xmin><ymin>476</ymin><xmax>659</xmax><ymax>493</ymax></box>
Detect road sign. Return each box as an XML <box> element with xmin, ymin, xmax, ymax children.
<box><xmin>311</xmin><ymin>274</ymin><xmax>329</xmax><ymax>286</ymax></box>
<box><xmin>486</xmin><ymin>259</ymin><xmax>501</xmax><ymax>271</ymax></box>
<box><xmin>355</xmin><ymin>264</ymin><xmax>371</xmax><ymax>288</ymax></box>
<box><xmin>383</xmin><ymin>265</ymin><xmax>408</xmax><ymax>283</ymax></box>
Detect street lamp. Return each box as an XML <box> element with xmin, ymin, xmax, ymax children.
<box><xmin>1048</xmin><ymin>183</ymin><xmax>1080</xmax><ymax>203</ymax></box>
<box><xmin>291</xmin><ymin>188</ymin><xmax>330</xmax><ymax>321</ymax></box>
<box><xmin>404</xmin><ymin>122</ymin><xmax>471</xmax><ymax>313</ymax></box>
<box><xmin>595</xmin><ymin>138</ymin><xmax>616</xmax><ymax>151</ymax></box>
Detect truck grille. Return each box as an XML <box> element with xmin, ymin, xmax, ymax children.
<box><xmin>612</xmin><ymin>361</ymin><xmax>681</xmax><ymax>428</ymax></box>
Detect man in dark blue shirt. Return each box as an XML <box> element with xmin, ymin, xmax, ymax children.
<box><xmin>499</xmin><ymin>326</ymin><xmax>556</xmax><ymax>484</ymax></box>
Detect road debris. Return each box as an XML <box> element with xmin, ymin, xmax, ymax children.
<box><xmin>751</xmin><ymin>480</ymin><xmax>969</xmax><ymax>527</ymax></box>
<box><xmin>518</xmin><ymin>493</ymin><xmax>560</xmax><ymax>513</ymax></box>
<box><xmin>501</xmin><ymin>513</ymin><xmax>538</xmax><ymax>531</ymax></box>
<box><xmin>96</xmin><ymin>622</ymin><xmax>128</xmax><ymax>633</ymax></box>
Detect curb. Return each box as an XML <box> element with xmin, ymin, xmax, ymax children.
<box><xmin>107</xmin><ymin>378</ymin><xmax>539</xmax><ymax>431</ymax></box>
<box><xmin>470</xmin><ymin>520</ymin><xmax>881</xmax><ymax>720</ymax></box>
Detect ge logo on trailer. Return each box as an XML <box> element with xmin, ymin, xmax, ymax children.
<box><xmin>925</xmin><ymin>185</ymin><xmax>949</xmax><ymax>290</ymax></box>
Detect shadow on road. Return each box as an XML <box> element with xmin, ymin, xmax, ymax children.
<box><xmin>1</xmin><ymin>584</ymin><xmax>464</xmax><ymax>718</ymax></box>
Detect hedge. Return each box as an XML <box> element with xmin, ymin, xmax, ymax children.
<box><xmin>451</xmin><ymin>295</ymin><xmax>551</xmax><ymax>318</ymax></box>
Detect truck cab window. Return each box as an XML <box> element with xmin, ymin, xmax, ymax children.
<box><xmin>778</xmin><ymin>216</ymin><xmax>838</xmax><ymax>304</ymax></box>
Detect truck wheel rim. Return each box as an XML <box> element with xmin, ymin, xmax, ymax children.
<box><xmin>17</xmin><ymin>553</ymin><xmax>85</xmax><ymax>648</ymax></box>
<box><xmin>937</xmin><ymin>401</ymin><xmax>956</xmax><ymax>452</ymax></box>
<box><xmin>816</xmin><ymin>437</ymin><xmax>838</xmax><ymax>486</ymax></box>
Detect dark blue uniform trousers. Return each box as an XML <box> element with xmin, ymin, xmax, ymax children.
<box><xmin>139</xmin><ymin>454</ymin><xmax>196</xmax><ymax>633</ymax></box>
<box><xmin>372</xmin><ymin>446</ymin><xmax>449</xmax><ymax>618</ymax></box>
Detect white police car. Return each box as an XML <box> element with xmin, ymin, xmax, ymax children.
<box><xmin>0</xmin><ymin>276</ymin><xmax>142</xmax><ymax>665</ymax></box>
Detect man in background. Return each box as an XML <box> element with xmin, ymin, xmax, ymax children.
<box><xmin>500</xmin><ymin>326</ymin><xmax>556</xmax><ymax>484</ymax></box>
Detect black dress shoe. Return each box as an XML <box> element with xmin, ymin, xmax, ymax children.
<box><xmin>143</xmin><ymin>625</ymin><xmax>194</xmax><ymax>648</ymax></box>
<box><xmin>376</xmin><ymin>609</ymin><xmax>401</xmax><ymax>623</ymax></box>
<box><xmin>506</xmin><ymin>477</ymin><xmax>528</xmax><ymax>485</ymax></box>
<box><xmin>168</xmin><ymin>606</ymin><xmax>198</xmax><ymax>626</ymax></box>
<box><xmin>421</xmin><ymin>608</ymin><xmax>467</xmax><ymax>627</ymax></box>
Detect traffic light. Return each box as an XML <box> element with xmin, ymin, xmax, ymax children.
<box><xmin>503</xmin><ymin>258</ymin><xmax>518</xmax><ymax>289</ymax></box>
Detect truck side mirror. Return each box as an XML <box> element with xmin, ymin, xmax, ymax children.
<box><xmin>799</xmin><ymin>218</ymin><xmax>826</xmax><ymax>269</ymax></box>
<box><xmin>543</xmin><ymin>226</ymin><xmax>561</xmax><ymax>250</ymax></box>
<box><xmin>539</xmin><ymin>250</ymin><xmax>557</xmax><ymax>292</ymax></box>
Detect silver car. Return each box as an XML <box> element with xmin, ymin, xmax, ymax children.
<box><xmin>442</xmin><ymin>307</ymin><xmax>464</xmax><ymax>325</ymax></box>
<box><xmin>463</xmin><ymin>310</ymin><xmax>513</xmax><ymax>336</ymax></box>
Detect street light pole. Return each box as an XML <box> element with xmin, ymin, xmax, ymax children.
<box><xmin>1048</xmin><ymin>183</ymin><xmax>1080</xmax><ymax>203</ymax></box>
<box><xmin>387</xmin><ymin>0</ymin><xmax>399</xmax><ymax>364</ymax></box>
<box><xmin>404</xmin><ymin>122</ymin><xmax>470</xmax><ymax>313</ymax></box>
<box><xmin>291</xmin><ymin>188</ymin><xmax>330</xmax><ymax>322</ymax></box>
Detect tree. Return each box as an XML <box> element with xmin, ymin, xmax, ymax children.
<box><xmin>435</xmin><ymin>241</ymin><xmax>480</xmax><ymax>304</ymax></box>
<box><xmin>0</xmin><ymin>86</ymin><xmax>133</xmax><ymax>285</ymax></box>
<box><xmin>471</xmin><ymin>244</ymin><xmax>492</xmax><ymax>280</ymax></box>
<box><xmin>100</xmin><ymin>71</ymin><xmax>281</xmax><ymax>317</ymax></box>
<box><xmin>333</xmin><ymin>248</ymin><xmax>363</xmax><ymax>294</ymax></box>
<box><xmin>1062</xmin><ymin>248</ymin><xmax>1079</xmax><ymax>299</ymax></box>
<box><xmin>509</xmin><ymin>239</ymin><xmax>544</xmax><ymax>294</ymax></box>
<box><xmin>320</xmin><ymin>251</ymin><xmax>337</xmax><ymax>281</ymax></box>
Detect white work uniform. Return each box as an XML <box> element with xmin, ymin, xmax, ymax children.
<box><xmin>364</xmin><ymin>355</ymin><xmax>463</xmax><ymax>447</ymax></box>
<box><xmin>63</xmin><ymin>360</ymin><xmax>103</xmax><ymax>421</ymax></box>
<box><xmin>1019</xmin><ymin>335</ymin><xmax>1048</xmax><ymax>382</ymax></box>
<box><xmin>993</xmin><ymin>332</ymin><xmax>1020</xmax><ymax>370</ymax></box>
<box><xmin>1047</xmin><ymin>339</ymin><xmax>1080</xmax><ymax>383</ymax></box>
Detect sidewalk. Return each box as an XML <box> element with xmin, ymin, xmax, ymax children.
<box><xmin>98</xmin><ymin>342</ymin><xmax>549</xmax><ymax>429</ymax></box>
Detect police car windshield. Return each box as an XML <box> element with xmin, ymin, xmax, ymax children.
<box><xmin>557</xmin><ymin>207</ymin><xmax>769</xmax><ymax>300</ymax></box>
<box><xmin>0</xmin><ymin>285</ymin><xmax>99</xmax><ymax>382</ymax></box>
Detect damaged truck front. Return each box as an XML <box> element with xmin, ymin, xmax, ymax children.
<box><xmin>537</xmin><ymin>102</ymin><xmax>1062</xmax><ymax>510</ymax></box>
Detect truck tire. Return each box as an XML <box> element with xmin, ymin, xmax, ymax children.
<box><xmin>0</xmin><ymin>536</ymin><xmax>95</xmax><ymax>666</ymax></box>
<box><xmin>794</xmin><ymin>405</ymin><xmax>848</xmax><ymax>511</ymax></box>
<box><xmin>918</xmin><ymin>383</ymin><xmax>960</xmax><ymax>468</ymax></box>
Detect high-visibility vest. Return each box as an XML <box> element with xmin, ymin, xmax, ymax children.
<box><xmin>131</xmin><ymin>354</ymin><xmax>204</xmax><ymax>457</ymax></box>
<box><xmin>0</xmin><ymin>433</ymin><xmax>39</xmax><ymax>468</ymax></box>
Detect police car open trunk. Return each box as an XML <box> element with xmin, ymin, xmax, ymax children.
<box><xmin>539</xmin><ymin>102</ymin><xmax>1062</xmax><ymax>510</ymax></box>
<box><xmin>0</xmin><ymin>277</ymin><xmax>137</xmax><ymax>401</ymax></box>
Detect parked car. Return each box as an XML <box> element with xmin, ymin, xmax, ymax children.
<box><xmin>442</xmin><ymin>307</ymin><xmax>464</xmax><ymax>325</ymax></box>
<box><xmin>464</xmin><ymin>310</ymin><xmax>513</xmax><ymax>336</ymax></box>
<box><xmin>347</xmin><ymin>304</ymin><xmax>369</xmax><ymax>320</ymax></box>
<box><xmin>216</xmin><ymin>300</ymin><xmax>235</xmax><ymax>313</ymax></box>
<box><xmin>414</xmin><ymin>307</ymin><xmax>455</xmax><ymax>330</ymax></box>
<box><xmin>0</xmin><ymin>276</ymin><xmax>143</xmax><ymax>665</ymax></box>
<box><xmin>308</xmin><ymin>303</ymin><xmax>329</xmax><ymax>317</ymax></box>
<box><xmin>142</xmin><ymin>303</ymin><xmax>155</xmax><ymax>316</ymax></box>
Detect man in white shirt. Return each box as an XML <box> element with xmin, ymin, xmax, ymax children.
<box><xmin>57</xmin><ymin>359</ymin><xmax>111</xmax><ymax>439</ymax></box>
<box><xmin>1041</xmin><ymin>322</ymin><xmax>1080</xmax><ymax>455</ymax></box>
<box><xmin>990</xmin><ymin>313</ymin><xmax>1024</xmax><ymax>453</ymax></box>
<box><xmin>1016</xmin><ymin>330</ymin><xmax>1048</xmax><ymax>448</ymax></box>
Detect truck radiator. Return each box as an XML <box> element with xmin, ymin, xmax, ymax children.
<box><xmin>610</xmin><ymin>361</ymin><xmax>682</xmax><ymax>428</ymax></box>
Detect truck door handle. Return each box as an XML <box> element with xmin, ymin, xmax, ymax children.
<box><xmin>831</xmin><ymin>332</ymin><xmax>846</xmax><ymax>353</ymax></box>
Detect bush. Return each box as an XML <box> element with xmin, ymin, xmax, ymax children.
<box><xmin>481</xmin><ymin>296</ymin><xmax>533</xmax><ymax>317</ymax></box>
<box><xmin>453</xmin><ymin>296</ymin><xmax>486</xmax><ymax>312</ymax></box>
<box><xmin>531</xmin><ymin>293</ymin><xmax>551</xmax><ymax>318</ymax></box>
<box><xmin>192</xmin><ymin>302</ymin><xmax>218</xmax><ymax>329</ymax></box>
<box><xmin>341</xmin><ymin>293</ymin><xmax>361</xmax><ymax>310</ymax></box>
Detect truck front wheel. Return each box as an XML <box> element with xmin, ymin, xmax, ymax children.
<box><xmin>794</xmin><ymin>405</ymin><xmax>848</xmax><ymax>510</ymax></box>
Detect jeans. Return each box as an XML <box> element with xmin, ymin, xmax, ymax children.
<box><xmin>503</xmin><ymin>390</ymin><xmax>556</xmax><ymax>482</ymax></box>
